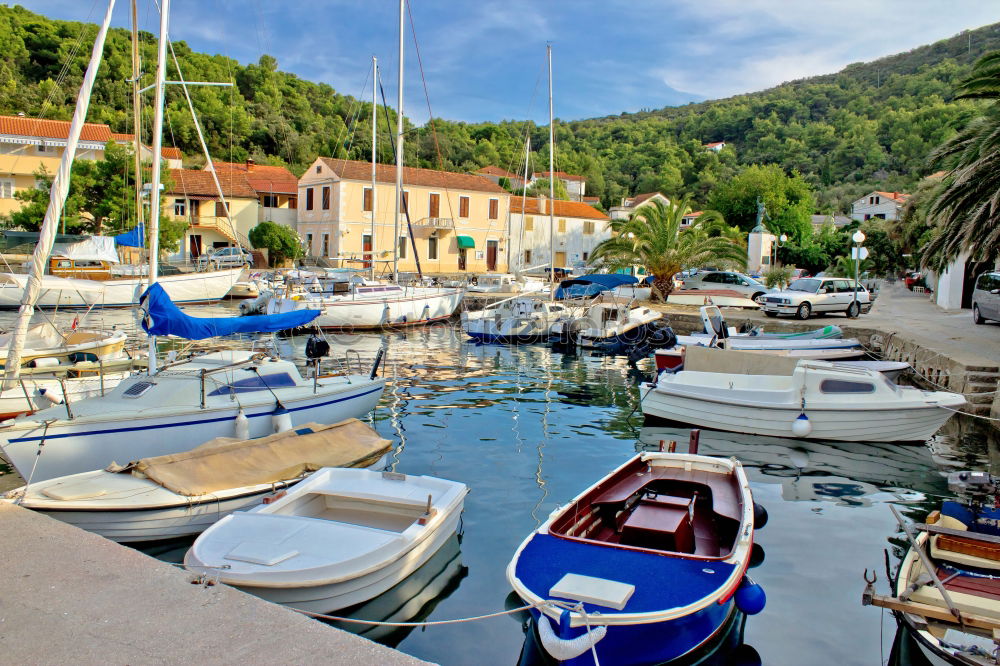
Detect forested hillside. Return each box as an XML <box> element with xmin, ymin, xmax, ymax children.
<box><xmin>2</xmin><ymin>5</ymin><xmax>999</xmax><ymax>214</ymax></box>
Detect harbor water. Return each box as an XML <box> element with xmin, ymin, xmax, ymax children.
<box><xmin>0</xmin><ymin>304</ymin><xmax>996</xmax><ymax>665</ymax></box>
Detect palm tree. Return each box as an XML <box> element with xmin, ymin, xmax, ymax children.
<box><xmin>922</xmin><ymin>52</ymin><xmax>1000</xmax><ymax>268</ymax></box>
<box><xmin>589</xmin><ymin>196</ymin><xmax>746</xmax><ymax>300</ymax></box>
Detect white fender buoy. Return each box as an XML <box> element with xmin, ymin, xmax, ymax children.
<box><xmin>32</xmin><ymin>387</ymin><xmax>62</xmax><ymax>409</ymax></box>
<box><xmin>536</xmin><ymin>613</ymin><xmax>607</xmax><ymax>662</ymax></box>
<box><xmin>791</xmin><ymin>413</ymin><xmax>812</xmax><ymax>437</ymax></box>
<box><xmin>234</xmin><ymin>408</ymin><xmax>250</xmax><ymax>440</ymax></box>
<box><xmin>271</xmin><ymin>405</ymin><xmax>292</xmax><ymax>433</ymax></box>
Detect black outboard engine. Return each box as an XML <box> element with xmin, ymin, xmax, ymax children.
<box><xmin>648</xmin><ymin>322</ymin><xmax>677</xmax><ymax>349</ymax></box>
<box><xmin>305</xmin><ymin>333</ymin><xmax>330</xmax><ymax>360</ymax></box>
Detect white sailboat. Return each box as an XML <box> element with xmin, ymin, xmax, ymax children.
<box><xmin>262</xmin><ymin>49</ymin><xmax>463</xmax><ymax>329</ymax></box>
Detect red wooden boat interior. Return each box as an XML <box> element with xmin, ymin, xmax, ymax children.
<box><xmin>549</xmin><ymin>457</ymin><xmax>744</xmax><ymax>559</ymax></box>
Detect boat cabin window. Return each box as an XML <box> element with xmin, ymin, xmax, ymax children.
<box><xmin>819</xmin><ymin>379</ymin><xmax>875</xmax><ymax>394</ymax></box>
<box><xmin>55</xmin><ymin>260</ymin><xmax>72</xmax><ymax>268</ymax></box>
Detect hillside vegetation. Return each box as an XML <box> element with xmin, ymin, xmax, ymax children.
<box><xmin>3</xmin><ymin>6</ymin><xmax>999</xmax><ymax>214</ymax></box>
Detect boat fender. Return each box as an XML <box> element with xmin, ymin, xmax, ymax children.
<box><xmin>752</xmin><ymin>502</ymin><xmax>768</xmax><ymax>530</ymax></box>
<box><xmin>234</xmin><ymin>408</ymin><xmax>250</xmax><ymax>440</ymax></box>
<box><xmin>749</xmin><ymin>542</ymin><xmax>766</xmax><ymax>568</ymax></box>
<box><xmin>734</xmin><ymin>576</ymin><xmax>766</xmax><ymax>615</ymax></box>
<box><xmin>28</xmin><ymin>357</ymin><xmax>60</xmax><ymax>368</ymax></box>
<box><xmin>537</xmin><ymin>612</ymin><xmax>606</xmax><ymax>662</ymax></box>
<box><xmin>791</xmin><ymin>413</ymin><xmax>812</xmax><ymax>437</ymax></box>
<box><xmin>271</xmin><ymin>404</ymin><xmax>292</xmax><ymax>433</ymax></box>
<box><xmin>33</xmin><ymin>387</ymin><xmax>62</xmax><ymax>407</ymax></box>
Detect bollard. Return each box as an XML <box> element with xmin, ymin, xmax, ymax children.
<box><xmin>688</xmin><ymin>429</ymin><xmax>700</xmax><ymax>454</ymax></box>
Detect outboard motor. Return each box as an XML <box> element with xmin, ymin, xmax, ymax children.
<box><xmin>648</xmin><ymin>322</ymin><xmax>677</xmax><ymax>349</ymax></box>
<box><xmin>305</xmin><ymin>333</ymin><xmax>330</xmax><ymax>360</ymax></box>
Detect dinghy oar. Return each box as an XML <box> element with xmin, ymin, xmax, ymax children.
<box><xmin>889</xmin><ymin>504</ymin><xmax>964</xmax><ymax>625</ymax></box>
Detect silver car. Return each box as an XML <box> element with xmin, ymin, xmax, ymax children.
<box><xmin>679</xmin><ymin>271</ymin><xmax>771</xmax><ymax>302</ymax></box>
<box><xmin>761</xmin><ymin>277</ymin><xmax>872</xmax><ymax>320</ymax></box>
<box><xmin>972</xmin><ymin>270</ymin><xmax>1000</xmax><ymax>324</ymax></box>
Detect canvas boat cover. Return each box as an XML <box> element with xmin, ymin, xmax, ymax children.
<box><xmin>139</xmin><ymin>282</ymin><xmax>320</xmax><ymax>339</ymax></box>
<box><xmin>684</xmin><ymin>344</ymin><xmax>800</xmax><ymax>376</ymax></box>
<box><xmin>51</xmin><ymin>236</ymin><xmax>119</xmax><ymax>263</ymax></box>
<box><xmin>129</xmin><ymin>419</ymin><xmax>392</xmax><ymax>496</ymax></box>
<box><xmin>555</xmin><ymin>274</ymin><xmax>638</xmax><ymax>299</ymax></box>
<box><xmin>113</xmin><ymin>223</ymin><xmax>144</xmax><ymax>248</ymax></box>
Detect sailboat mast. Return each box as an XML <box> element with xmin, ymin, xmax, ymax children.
<box><xmin>371</xmin><ymin>55</ymin><xmax>377</xmax><ymax>281</ymax></box>
<box><xmin>547</xmin><ymin>44</ymin><xmax>555</xmax><ymax>286</ymax></box>
<box><xmin>130</xmin><ymin>0</ymin><xmax>143</xmax><ymax>253</ymax></box>
<box><xmin>518</xmin><ymin>137</ymin><xmax>530</xmax><ymax>272</ymax></box>
<box><xmin>393</xmin><ymin>0</ymin><xmax>404</xmax><ymax>283</ymax></box>
<box><xmin>2</xmin><ymin>0</ymin><xmax>118</xmax><ymax>384</ymax></box>
<box><xmin>147</xmin><ymin>0</ymin><xmax>170</xmax><ymax>375</ymax></box>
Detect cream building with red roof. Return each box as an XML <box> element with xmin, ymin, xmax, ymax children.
<box><xmin>850</xmin><ymin>190</ymin><xmax>910</xmax><ymax>221</ymax></box>
<box><xmin>298</xmin><ymin>157</ymin><xmax>511</xmax><ymax>274</ymax></box>
<box><xmin>509</xmin><ymin>196</ymin><xmax>611</xmax><ymax>271</ymax></box>
<box><xmin>528</xmin><ymin>170</ymin><xmax>587</xmax><ymax>201</ymax></box>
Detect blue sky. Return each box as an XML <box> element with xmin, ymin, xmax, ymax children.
<box><xmin>14</xmin><ymin>1</ymin><xmax>1000</xmax><ymax>124</ymax></box>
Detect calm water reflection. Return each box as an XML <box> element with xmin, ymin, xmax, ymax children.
<box><xmin>2</xmin><ymin>305</ymin><xmax>998</xmax><ymax>665</ymax></box>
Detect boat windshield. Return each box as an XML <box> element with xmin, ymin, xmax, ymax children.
<box><xmin>788</xmin><ymin>278</ymin><xmax>821</xmax><ymax>293</ymax></box>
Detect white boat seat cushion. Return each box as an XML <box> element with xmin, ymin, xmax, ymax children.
<box><xmin>225</xmin><ymin>541</ymin><xmax>299</xmax><ymax>566</ymax></box>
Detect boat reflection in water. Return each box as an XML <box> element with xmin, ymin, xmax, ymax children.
<box><xmin>317</xmin><ymin>533</ymin><xmax>468</xmax><ymax>647</ymax></box>
<box><xmin>638</xmin><ymin>426</ymin><xmax>948</xmax><ymax>506</ymax></box>
<box><xmin>516</xmin><ymin>605</ymin><xmax>761</xmax><ymax>666</ymax></box>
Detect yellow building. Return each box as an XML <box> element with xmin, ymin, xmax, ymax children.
<box><xmin>298</xmin><ymin>157</ymin><xmax>511</xmax><ymax>275</ymax></box>
<box><xmin>166</xmin><ymin>168</ymin><xmax>260</xmax><ymax>261</ymax></box>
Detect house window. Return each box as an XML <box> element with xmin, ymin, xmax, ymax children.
<box><xmin>288</xmin><ymin>197</ymin><xmax>297</xmax><ymax>209</ymax></box>
<box><xmin>306</xmin><ymin>188</ymin><xmax>314</xmax><ymax>210</ymax></box>
<box><xmin>875</xmin><ymin>196</ymin><xmax>880</xmax><ymax>204</ymax></box>
<box><xmin>583</xmin><ymin>221</ymin><xmax>594</xmax><ymax>235</ymax></box>
<box><xmin>488</xmin><ymin>198</ymin><xmax>498</xmax><ymax>219</ymax></box>
<box><xmin>215</xmin><ymin>201</ymin><xmax>227</xmax><ymax>217</ymax></box>
<box><xmin>398</xmin><ymin>236</ymin><xmax>407</xmax><ymax>259</ymax></box>
<box><xmin>583</xmin><ymin>252</ymin><xmax>589</xmax><ymax>261</ymax></box>
<box><xmin>428</xmin><ymin>236</ymin><xmax>438</xmax><ymax>260</ymax></box>
<box><xmin>321</xmin><ymin>233</ymin><xmax>329</xmax><ymax>257</ymax></box>
<box><xmin>363</xmin><ymin>187</ymin><xmax>373</xmax><ymax>212</ymax></box>
<box><xmin>322</xmin><ymin>186</ymin><xmax>330</xmax><ymax>210</ymax></box>
<box><xmin>315</xmin><ymin>165</ymin><xmax>321</xmax><ymax>173</ymax></box>
<box><xmin>429</xmin><ymin>193</ymin><xmax>440</xmax><ymax>218</ymax></box>
<box><xmin>864</xmin><ymin>214</ymin><xmax>870</xmax><ymax>221</ymax></box>
<box><xmin>459</xmin><ymin>196</ymin><xmax>470</xmax><ymax>218</ymax></box>
<box><xmin>524</xmin><ymin>249</ymin><xmax>532</xmax><ymax>264</ymax></box>
<box><xmin>306</xmin><ymin>233</ymin><xmax>314</xmax><ymax>254</ymax></box>
<box><xmin>37</xmin><ymin>143</ymin><xmax>47</xmax><ymax>152</ymax></box>
<box><xmin>558</xmin><ymin>218</ymin><xmax>566</xmax><ymax>233</ymax></box>
<box><xmin>173</xmin><ymin>199</ymin><xmax>186</xmax><ymax>216</ymax></box>
<box><xmin>190</xmin><ymin>200</ymin><xmax>201</xmax><ymax>218</ymax></box>
<box><xmin>525</xmin><ymin>216</ymin><xmax>534</xmax><ymax>231</ymax></box>
<box><xmin>262</xmin><ymin>194</ymin><xmax>278</xmax><ymax>208</ymax></box>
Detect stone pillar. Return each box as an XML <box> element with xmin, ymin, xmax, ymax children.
<box><xmin>747</xmin><ymin>230</ymin><xmax>774</xmax><ymax>274</ymax></box>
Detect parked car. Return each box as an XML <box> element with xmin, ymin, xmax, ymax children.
<box><xmin>972</xmin><ymin>270</ymin><xmax>1000</xmax><ymax>325</ymax></box>
<box><xmin>790</xmin><ymin>268</ymin><xmax>810</xmax><ymax>280</ymax></box>
<box><xmin>196</xmin><ymin>247</ymin><xmax>252</xmax><ymax>269</ymax></box>
<box><xmin>679</xmin><ymin>271</ymin><xmax>771</xmax><ymax>302</ymax></box>
<box><xmin>904</xmin><ymin>271</ymin><xmax>926</xmax><ymax>290</ymax></box>
<box><xmin>760</xmin><ymin>276</ymin><xmax>872</xmax><ymax>320</ymax></box>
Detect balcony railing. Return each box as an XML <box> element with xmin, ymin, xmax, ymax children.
<box><xmin>413</xmin><ymin>217</ymin><xmax>455</xmax><ymax>230</ymax></box>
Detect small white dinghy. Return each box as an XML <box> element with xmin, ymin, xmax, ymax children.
<box><xmin>5</xmin><ymin>419</ymin><xmax>391</xmax><ymax>543</ymax></box>
<box><xmin>184</xmin><ymin>467</ymin><xmax>468</xmax><ymax>612</ymax></box>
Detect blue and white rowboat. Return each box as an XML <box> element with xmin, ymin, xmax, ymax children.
<box><xmin>507</xmin><ymin>452</ymin><xmax>765</xmax><ymax>665</ymax></box>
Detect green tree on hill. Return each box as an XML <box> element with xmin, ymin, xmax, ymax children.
<box><xmin>707</xmin><ymin>165</ymin><xmax>815</xmax><ymax>241</ymax></box>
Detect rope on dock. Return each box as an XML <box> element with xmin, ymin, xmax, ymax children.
<box><xmin>938</xmin><ymin>405</ymin><xmax>1000</xmax><ymax>422</ymax></box>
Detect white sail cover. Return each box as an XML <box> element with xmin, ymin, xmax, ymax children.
<box><xmin>51</xmin><ymin>236</ymin><xmax>119</xmax><ymax>264</ymax></box>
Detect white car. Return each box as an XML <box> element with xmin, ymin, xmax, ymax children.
<box><xmin>679</xmin><ymin>271</ymin><xmax>771</xmax><ymax>302</ymax></box>
<box><xmin>196</xmin><ymin>247</ymin><xmax>252</xmax><ymax>269</ymax></box>
<box><xmin>761</xmin><ymin>277</ymin><xmax>871</xmax><ymax>320</ymax></box>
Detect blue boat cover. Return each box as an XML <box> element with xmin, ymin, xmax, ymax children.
<box><xmin>139</xmin><ymin>282</ymin><xmax>320</xmax><ymax>340</ymax></box>
<box><xmin>514</xmin><ymin>533</ymin><xmax>736</xmax><ymax>614</ymax></box>
<box><xmin>114</xmin><ymin>224</ymin><xmax>144</xmax><ymax>248</ymax></box>
<box><xmin>555</xmin><ymin>274</ymin><xmax>638</xmax><ymax>299</ymax></box>
<box><xmin>941</xmin><ymin>500</ymin><xmax>1000</xmax><ymax>537</ymax></box>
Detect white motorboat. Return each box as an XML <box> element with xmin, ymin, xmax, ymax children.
<box><xmin>0</xmin><ymin>268</ymin><xmax>243</xmax><ymax>308</ymax></box>
<box><xmin>468</xmin><ymin>273</ymin><xmax>546</xmax><ymax>294</ymax></box>
<box><xmin>549</xmin><ymin>296</ymin><xmax>665</xmax><ymax>353</ymax></box>
<box><xmin>461</xmin><ymin>295</ymin><xmax>580</xmax><ymax>344</ymax></box>
<box><xmin>184</xmin><ymin>467</ymin><xmax>469</xmax><ymax>612</ymax></box>
<box><xmin>689</xmin><ymin>306</ymin><xmax>844</xmax><ymax>340</ymax></box>
<box><xmin>5</xmin><ymin>419</ymin><xmax>392</xmax><ymax>542</ymax></box>
<box><xmin>654</xmin><ymin>346</ymin><xmax>908</xmax><ymax>380</ymax></box>
<box><xmin>642</xmin><ymin>346</ymin><xmax>965</xmax><ymax>442</ymax></box>
<box><xmin>0</xmin><ymin>322</ymin><xmax>127</xmax><ymax>367</ymax></box>
<box><xmin>266</xmin><ymin>277</ymin><xmax>464</xmax><ymax>329</ymax></box>
<box><xmin>0</xmin><ymin>349</ymin><xmax>385</xmax><ymax>483</ymax></box>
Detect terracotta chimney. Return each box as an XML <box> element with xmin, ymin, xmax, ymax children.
<box><xmin>246</xmin><ymin>158</ymin><xmax>255</xmax><ymax>172</ymax></box>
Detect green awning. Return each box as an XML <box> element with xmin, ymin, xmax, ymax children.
<box><xmin>456</xmin><ymin>235</ymin><xmax>475</xmax><ymax>249</ymax></box>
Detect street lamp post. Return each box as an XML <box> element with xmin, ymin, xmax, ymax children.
<box><xmin>772</xmin><ymin>233</ymin><xmax>787</xmax><ymax>269</ymax></box>
<box><xmin>852</xmin><ymin>230</ymin><xmax>866</xmax><ymax>317</ymax></box>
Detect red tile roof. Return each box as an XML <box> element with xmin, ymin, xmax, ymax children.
<box><xmin>476</xmin><ymin>165</ymin><xmax>519</xmax><ymax>178</ymax></box>
<box><xmin>704</xmin><ymin>141</ymin><xmax>726</xmax><ymax>148</ymax></box>
<box><xmin>627</xmin><ymin>192</ymin><xmax>664</xmax><ymax>207</ymax></box>
<box><xmin>0</xmin><ymin>114</ymin><xmax>113</xmax><ymax>142</ymax></box>
<box><xmin>111</xmin><ymin>132</ymin><xmax>134</xmax><ymax>142</ymax></box>
<box><xmin>874</xmin><ymin>190</ymin><xmax>910</xmax><ymax>202</ymax></box>
<box><xmin>161</xmin><ymin>146</ymin><xmax>183</xmax><ymax>160</ymax></box>
<box><xmin>212</xmin><ymin>161</ymin><xmax>297</xmax><ymax>194</ymax></box>
<box><xmin>510</xmin><ymin>197</ymin><xmax>608</xmax><ymax>220</ymax></box>
<box><xmin>167</xmin><ymin>168</ymin><xmax>257</xmax><ymax>199</ymax></box>
<box><xmin>532</xmin><ymin>170</ymin><xmax>586</xmax><ymax>182</ymax></box>
<box><xmin>582</xmin><ymin>196</ymin><xmax>601</xmax><ymax>203</ymax></box>
<box><xmin>319</xmin><ymin>157</ymin><xmax>507</xmax><ymax>194</ymax></box>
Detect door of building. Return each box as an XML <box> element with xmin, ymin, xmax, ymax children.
<box><xmin>554</xmin><ymin>251</ymin><xmax>567</xmax><ymax>268</ymax></box>
<box><xmin>189</xmin><ymin>234</ymin><xmax>202</xmax><ymax>260</ymax></box>
<box><xmin>362</xmin><ymin>234</ymin><xmax>372</xmax><ymax>269</ymax></box>
<box><xmin>486</xmin><ymin>240</ymin><xmax>498</xmax><ymax>271</ymax></box>
<box><xmin>458</xmin><ymin>248</ymin><xmax>467</xmax><ymax>271</ymax></box>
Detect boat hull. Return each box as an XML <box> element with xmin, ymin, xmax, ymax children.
<box><xmin>0</xmin><ymin>381</ymin><xmax>385</xmax><ymax>482</ymax></box>
<box><xmin>272</xmin><ymin>288</ymin><xmax>464</xmax><ymax>329</ymax></box>
<box><xmin>0</xmin><ymin>372</ymin><xmax>129</xmax><ymax>421</ymax></box>
<box><xmin>228</xmin><ymin>505</ymin><xmax>464</xmax><ymax>613</ymax></box>
<box><xmin>0</xmin><ymin>268</ymin><xmax>243</xmax><ymax>308</ymax></box>
<box><xmin>641</xmin><ymin>385</ymin><xmax>957</xmax><ymax>442</ymax></box>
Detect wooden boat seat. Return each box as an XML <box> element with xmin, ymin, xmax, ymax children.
<box><xmin>620</xmin><ymin>498</ymin><xmax>695</xmax><ymax>553</ymax></box>
<box><xmin>591</xmin><ymin>466</ymin><xmax>741</xmax><ymax>522</ymax></box>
